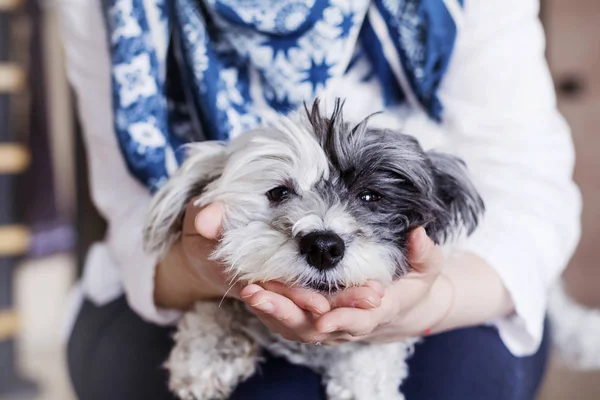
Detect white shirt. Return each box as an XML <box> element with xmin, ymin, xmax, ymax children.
<box><xmin>59</xmin><ymin>0</ymin><xmax>581</xmax><ymax>356</ymax></box>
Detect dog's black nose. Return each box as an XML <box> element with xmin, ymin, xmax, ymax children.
<box><xmin>300</xmin><ymin>231</ymin><xmax>345</xmax><ymax>270</ymax></box>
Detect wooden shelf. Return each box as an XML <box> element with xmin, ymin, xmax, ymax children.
<box><xmin>0</xmin><ymin>0</ymin><xmax>23</xmax><ymax>12</ymax></box>
<box><xmin>0</xmin><ymin>64</ymin><xmax>26</xmax><ymax>94</ymax></box>
<box><xmin>0</xmin><ymin>310</ymin><xmax>20</xmax><ymax>342</ymax></box>
<box><xmin>0</xmin><ymin>144</ymin><xmax>30</xmax><ymax>174</ymax></box>
<box><xmin>0</xmin><ymin>225</ymin><xmax>30</xmax><ymax>257</ymax></box>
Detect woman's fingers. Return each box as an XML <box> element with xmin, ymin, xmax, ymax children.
<box><xmin>321</xmin><ymin>332</ymin><xmax>362</xmax><ymax>346</ymax></box>
<box><xmin>365</xmin><ymin>280</ymin><xmax>385</xmax><ymax>296</ymax></box>
<box><xmin>193</xmin><ymin>202</ymin><xmax>224</xmax><ymax>239</ymax></box>
<box><xmin>239</xmin><ymin>284</ymin><xmax>382</xmax><ymax>343</ymax></box>
<box><xmin>329</xmin><ymin>283</ymin><xmax>383</xmax><ymax>309</ymax></box>
<box><xmin>181</xmin><ymin>201</ymin><xmax>223</xmax><ymax>239</ymax></box>
<box><xmin>262</xmin><ymin>282</ymin><xmax>330</xmax><ymax>315</ymax></box>
<box><xmin>243</xmin><ymin>288</ymin><xmax>313</xmax><ymax>328</ymax></box>
<box><xmin>240</xmin><ymin>285</ymin><xmax>330</xmax><ymax>343</ymax></box>
<box><xmin>260</xmin><ymin>280</ymin><xmax>384</xmax><ymax>312</ymax></box>
<box><xmin>239</xmin><ymin>284</ymin><xmax>264</xmax><ymax>299</ymax></box>
<box><xmin>408</xmin><ymin>227</ymin><xmax>445</xmax><ymax>276</ymax></box>
<box><xmin>315</xmin><ymin>307</ymin><xmax>377</xmax><ymax>337</ymax></box>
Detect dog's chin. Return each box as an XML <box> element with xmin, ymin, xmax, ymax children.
<box><xmin>301</xmin><ymin>278</ymin><xmax>352</xmax><ymax>295</ymax></box>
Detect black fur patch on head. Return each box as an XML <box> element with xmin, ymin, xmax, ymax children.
<box><xmin>304</xmin><ymin>98</ymin><xmax>485</xmax><ymax>272</ymax></box>
<box><xmin>304</xmin><ymin>98</ymin><xmax>349</xmax><ymax>169</ymax></box>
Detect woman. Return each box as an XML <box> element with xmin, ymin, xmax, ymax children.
<box><xmin>60</xmin><ymin>0</ymin><xmax>581</xmax><ymax>399</ymax></box>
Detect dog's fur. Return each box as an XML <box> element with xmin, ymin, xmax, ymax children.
<box><xmin>143</xmin><ymin>99</ymin><xmax>485</xmax><ymax>400</ymax></box>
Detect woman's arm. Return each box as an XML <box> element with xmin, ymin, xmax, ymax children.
<box><xmin>431</xmin><ymin>252</ymin><xmax>514</xmax><ymax>334</ymax></box>
<box><xmin>154</xmin><ymin>203</ymin><xmax>232</xmax><ymax>309</ymax></box>
<box><xmin>436</xmin><ymin>0</ymin><xmax>581</xmax><ymax>354</ymax></box>
<box><xmin>59</xmin><ymin>0</ymin><xmax>225</xmax><ymax>323</ymax></box>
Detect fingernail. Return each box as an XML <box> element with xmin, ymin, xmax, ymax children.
<box><xmin>321</xmin><ymin>325</ymin><xmax>337</xmax><ymax>333</ymax></box>
<box><xmin>252</xmin><ymin>300</ymin><xmax>273</xmax><ymax>313</ymax></box>
<box><xmin>352</xmin><ymin>298</ymin><xmax>377</xmax><ymax>308</ymax></box>
<box><xmin>309</xmin><ymin>306</ymin><xmax>324</xmax><ymax>315</ymax></box>
<box><xmin>241</xmin><ymin>286</ymin><xmax>262</xmax><ymax>299</ymax></box>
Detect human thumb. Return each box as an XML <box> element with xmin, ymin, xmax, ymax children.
<box><xmin>408</xmin><ymin>227</ymin><xmax>444</xmax><ymax>274</ymax></box>
<box><xmin>194</xmin><ymin>202</ymin><xmax>224</xmax><ymax>240</ymax></box>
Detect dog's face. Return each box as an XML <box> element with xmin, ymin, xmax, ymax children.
<box><xmin>144</xmin><ymin>100</ymin><xmax>484</xmax><ymax>292</ymax></box>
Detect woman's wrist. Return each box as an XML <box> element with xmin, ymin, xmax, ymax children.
<box><xmin>154</xmin><ymin>240</ymin><xmax>221</xmax><ymax>309</ymax></box>
<box><xmin>428</xmin><ymin>252</ymin><xmax>515</xmax><ymax>334</ymax></box>
<box><xmin>383</xmin><ymin>272</ymin><xmax>455</xmax><ymax>338</ymax></box>
<box><xmin>422</xmin><ymin>274</ymin><xmax>456</xmax><ymax>335</ymax></box>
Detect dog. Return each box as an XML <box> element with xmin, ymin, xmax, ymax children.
<box><xmin>143</xmin><ymin>99</ymin><xmax>485</xmax><ymax>400</ymax></box>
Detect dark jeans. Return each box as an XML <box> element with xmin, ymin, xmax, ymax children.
<box><xmin>67</xmin><ymin>297</ymin><xmax>550</xmax><ymax>400</ymax></box>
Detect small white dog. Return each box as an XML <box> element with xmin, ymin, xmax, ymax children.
<box><xmin>143</xmin><ymin>99</ymin><xmax>485</xmax><ymax>400</ymax></box>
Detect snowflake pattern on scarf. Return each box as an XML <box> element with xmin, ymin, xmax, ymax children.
<box><xmin>101</xmin><ymin>0</ymin><xmax>462</xmax><ymax>192</ymax></box>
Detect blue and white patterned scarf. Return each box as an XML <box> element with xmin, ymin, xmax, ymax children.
<box><xmin>101</xmin><ymin>0</ymin><xmax>463</xmax><ymax>192</ymax></box>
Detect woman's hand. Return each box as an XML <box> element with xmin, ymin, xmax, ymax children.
<box><xmin>154</xmin><ymin>202</ymin><xmax>234</xmax><ymax>309</ymax></box>
<box><xmin>239</xmin><ymin>280</ymin><xmax>385</xmax><ymax>344</ymax></box>
<box><xmin>239</xmin><ymin>227</ymin><xmax>452</xmax><ymax>345</ymax></box>
<box><xmin>315</xmin><ymin>227</ymin><xmax>453</xmax><ymax>343</ymax></box>
<box><xmin>156</xmin><ymin>201</ymin><xmax>514</xmax><ymax>340</ymax></box>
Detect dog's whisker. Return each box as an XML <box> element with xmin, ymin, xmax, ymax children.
<box><xmin>219</xmin><ymin>277</ymin><xmax>242</xmax><ymax>308</ymax></box>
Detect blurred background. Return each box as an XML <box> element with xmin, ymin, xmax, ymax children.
<box><xmin>0</xmin><ymin>0</ymin><xmax>598</xmax><ymax>399</ymax></box>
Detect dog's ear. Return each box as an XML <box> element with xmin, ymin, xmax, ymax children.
<box><xmin>143</xmin><ymin>142</ymin><xmax>227</xmax><ymax>258</ymax></box>
<box><xmin>425</xmin><ymin>151</ymin><xmax>485</xmax><ymax>244</ymax></box>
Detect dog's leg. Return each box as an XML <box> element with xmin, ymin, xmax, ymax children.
<box><xmin>166</xmin><ymin>301</ymin><xmax>260</xmax><ymax>400</ymax></box>
<box><xmin>324</xmin><ymin>341</ymin><xmax>417</xmax><ymax>400</ymax></box>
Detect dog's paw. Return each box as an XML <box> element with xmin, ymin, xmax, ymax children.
<box><xmin>170</xmin><ymin>380</ymin><xmax>203</xmax><ymax>400</ymax></box>
<box><xmin>166</xmin><ymin>302</ymin><xmax>260</xmax><ymax>399</ymax></box>
<box><xmin>167</xmin><ymin>340</ymin><xmax>258</xmax><ymax>400</ymax></box>
<box><xmin>376</xmin><ymin>392</ymin><xmax>405</xmax><ymax>400</ymax></box>
<box><xmin>325</xmin><ymin>379</ymin><xmax>356</xmax><ymax>400</ymax></box>
<box><xmin>325</xmin><ymin>377</ymin><xmax>407</xmax><ymax>400</ymax></box>
<box><xmin>326</xmin><ymin>382</ymin><xmax>405</xmax><ymax>400</ymax></box>
<box><xmin>326</xmin><ymin>381</ymin><xmax>405</xmax><ymax>400</ymax></box>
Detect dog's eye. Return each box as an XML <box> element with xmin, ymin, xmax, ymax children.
<box><xmin>266</xmin><ymin>186</ymin><xmax>293</xmax><ymax>203</ymax></box>
<box><xmin>358</xmin><ymin>190</ymin><xmax>382</xmax><ymax>203</ymax></box>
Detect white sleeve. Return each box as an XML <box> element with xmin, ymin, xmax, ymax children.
<box><xmin>439</xmin><ymin>0</ymin><xmax>581</xmax><ymax>355</ymax></box>
<box><xmin>59</xmin><ymin>0</ymin><xmax>181</xmax><ymax>325</ymax></box>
